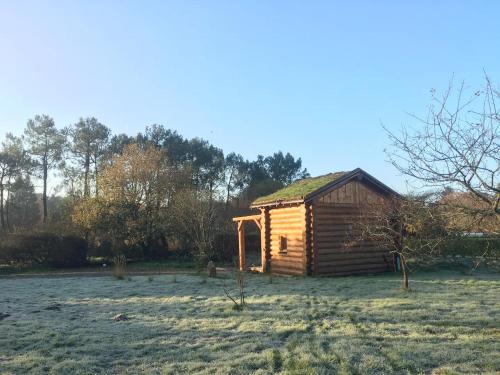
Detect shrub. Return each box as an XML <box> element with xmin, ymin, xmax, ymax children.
<box><xmin>87</xmin><ymin>240</ymin><xmax>113</xmax><ymax>259</ymax></box>
<box><xmin>0</xmin><ymin>233</ymin><xmax>88</xmax><ymax>268</ymax></box>
<box><xmin>142</xmin><ymin>236</ymin><xmax>169</xmax><ymax>259</ymax></box>
<box><xmin>113</xmin><ymin>254</ymin><xmax>127</xmax><ymax>279</ymax></box>
<box><xmin>440</xmin><ymin>237</ymin><xmax>500</xmax><ymax>258</ymax></box>
<box><xmin>120</xmin><ymin>244</ymin><xmax>145</xmax><ymax>262</ymax></box>
<box><xmin>223</xmin><ymin>271</ymin><xmax>246</xmax><ymax>311</ymax></box>
<box><xmin>87</xmin><ymin>240</ymin><xmax>145</xmax><ymax>262</ymax></box>
<box><xmin>51</xmin><ymin>236</ymin><xmax>88</xmax><ymax>267</ymax></box>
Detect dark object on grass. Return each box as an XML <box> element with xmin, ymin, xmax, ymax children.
<box><xmin>207</xmin><ymin>261</ymin><xmax>216</xmax><ymax>278</ymax></box>
<box><xmin>113</xmin><ymin>314</ymin><xmax>129</xmax><ymax>321</ymax></box>
<box><xmin>45</xmin><ymin>303</ymin><xmax>62</xmax><ymax>311</ymax></box>
<box><xmin>0</xmin><ymin>312</ymin><xmax>10</xmax><ymax>320</ymax></box>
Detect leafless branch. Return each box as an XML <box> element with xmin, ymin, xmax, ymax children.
<box><xmin>385</xmin><ymin>75</ymin><xmax>499</xmax><ymax>224</ymax></box>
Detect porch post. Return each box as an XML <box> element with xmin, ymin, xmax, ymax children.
<box><xmin>237</xmin><ymin>221</ymin><xmax>245</xmax><ymax>271</ymax></box>
<box><xmin>260</xmin><ymin>208</ymin><xmax>269</xmax><ymax>273</ymax></box>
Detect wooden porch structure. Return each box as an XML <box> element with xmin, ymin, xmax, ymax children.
<box><xmin>232</xmin><ymin>213</ymin><xmax>267</xmax><ymax>272</ymax></box>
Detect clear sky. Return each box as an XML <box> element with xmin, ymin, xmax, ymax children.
<box><xmin>0</xmin><ymin>1</ymin><xmax>499</xmax><ymax>192</ymax></box>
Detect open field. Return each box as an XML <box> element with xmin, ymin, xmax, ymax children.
<box><xmin>0</xmin><ymin>271</ymin><xmax>499</xmax><ymax>374</ymax></box>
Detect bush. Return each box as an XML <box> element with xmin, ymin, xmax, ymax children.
<box><xmin>112</xmin><ymin>254</ymin><xmax>127</xmax><ymax>279</ymax></box>
<box><xmin>53</xmin><ymin>236</ymin><xmax>88</xmax><ymax>267</ymax></box>
<box><xmin>0</xmin><ymin>233</ymin><xmax>88</xmax><ymax>268</ymax></box>
<box><xmin>142</xmin><ymin>236</ymin><xmax>169</xmax><ymax>259</ymax></box>
<box><xmin>87</xmin><ymin>240</ymin><xmax>141</xmax><ymax>261</ymax></box>
<box><xmin>87</xmin><ymin>240</ymin><xmax>113</xmax><ymax>259</ymax></box>
<box><xmin>440</xmin><ymin>237</ymin><xmax>500</xmax><ymax>258</ymax></box>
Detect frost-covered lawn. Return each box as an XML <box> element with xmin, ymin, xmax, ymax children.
<box><xmin>0</xmin><ymin>271</ymin><xmax>498</xmax><ymax>374</ymax></box>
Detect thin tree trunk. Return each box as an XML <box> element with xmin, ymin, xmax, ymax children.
<box><xmin>394</xmin><ymin>221</ymin><xmax>408</xmax><ymax>290</ymax></box>
<box><xmin>0</xmin><ymin>181</ymin><xmax>4</xmax><ymax>230</ymax></box>
<box><xmin>84</xmin><ymin>153</ymin><xmax>90</xmax><ymax>197</ymax></box>
<box><xmin>221</xmin><ymin>179</ymin><xmax>232</xmax><ymax>260</ymax></box>
<box><xmin>94</xmin><ymin>162</ymin><xmax>99</xmax><ymax>197</ymax></box>
<box><xmin>208</xmin><ymin>180</ymin><xmax>214</xmax><ymax>212</ymax></box>
<box><xmin>43</xmin><ymin>163</ymin><xmax>48</xmax><ymax>224</ymax></box>
<box><xmin>400</xmin><ymin>254</ymin><xmax>409</xmax><ymax>290</ymax></box>
<box><xmin>5</xmin><ymin>186</ymin><xmax>10</xmax><ymax>231</ymax></box>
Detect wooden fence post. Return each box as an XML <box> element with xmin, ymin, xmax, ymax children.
<box><xmin>238</xmin><ymin>221</ymin><xmax>245</xmax><ymax>271</ymax></box>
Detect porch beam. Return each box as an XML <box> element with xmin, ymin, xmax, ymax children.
<box><xmin>252</xmin><ymin>218</ymin><xmax>262</xmax><ymax>230</ymax></box>
<box><xmin>232</xmin><ymin>214</ymin><xmax>261</xmax><ymax>222</ymax></box>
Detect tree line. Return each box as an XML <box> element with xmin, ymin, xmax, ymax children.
<box><xmin>0</xmin><ymin>118</ymin><xmax>308</xmax><ymax>263</ymax></box>
<box><xmin>0</xmin><ymin>74</ymin><xmax>497</xmax><ymax>273</ymax></box>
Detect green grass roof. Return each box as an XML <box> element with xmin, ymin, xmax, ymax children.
<box><xmin>252</xmin><ymin>171</ymin><xmax>349</xmax><ymax>206</ymax></box>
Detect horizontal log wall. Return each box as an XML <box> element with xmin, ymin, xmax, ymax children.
<box><xmin>268</xmin><ymin>204</ymin><xmax>306</xmax><ymax>275</ymax></box>
<box><xmin>313</xmin><ymin>180</ymin><xmax>392</xmax><ymax>276</ymax></box>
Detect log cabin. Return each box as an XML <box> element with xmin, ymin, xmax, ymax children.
<box><xmin>233</xmin><ymin>168</ymin><xmax>400</xmax><ymax>276</ymax></box>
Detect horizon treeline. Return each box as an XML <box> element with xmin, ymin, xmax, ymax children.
<box><xmin>0</xmin><ymin>115</ymin><xmax>309</xmax><ymax>262</ymax></box>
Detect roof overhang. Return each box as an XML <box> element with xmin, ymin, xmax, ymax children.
<box><xmin>304</xmin><ymin>168</ymin><xmax>401</xmax><ymax>201</ymax></box>
<box><xmin>250</xmin><ymin>198</ymin><xmax>304</xmax><ymax>209</ymax></box>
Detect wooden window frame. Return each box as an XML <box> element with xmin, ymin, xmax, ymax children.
<box><xmin>278</xmin><ymin>235</ymin><xmax>288</xmax><ymax>255</ymax></box>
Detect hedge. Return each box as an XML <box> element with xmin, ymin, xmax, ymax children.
<box><xmin>0</xmin><ymin>233</ymin><xmax>88</xmax><ymax>267</ymax></box>
<box><xmin>440</xmin><ymin>237</ymin><xmax>500</xmax><ymax>258</ymax></box>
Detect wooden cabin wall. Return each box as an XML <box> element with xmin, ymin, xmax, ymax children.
<box><xmin>312</xmin><ymin>180</ymin><xmax>393</xmax><ymax>276</ymax></box>
<box><xmin>268</xmin><ymin>204</ymin><xmax>306</xmax><ymax>275</ymax></box>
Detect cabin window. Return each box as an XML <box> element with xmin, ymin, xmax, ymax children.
<box><xmin>279</xmin><ymin>235</ymin><xmax>288</xmax><ymax>254</ymax></box>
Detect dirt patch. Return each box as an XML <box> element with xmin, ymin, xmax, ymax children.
<box><xmin>0</xmin><ymin>268</ymin><xmax>232</xmax><ymax>279</ymax></box>
<box><xmin>45</xmin><ymin>303</ymin><xmax>62</xmax><ymax>311</ymax></box>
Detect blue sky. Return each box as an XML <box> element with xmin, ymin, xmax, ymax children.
<box><xmin>0</xmin><ymin>1</ymin><xmax>499</xmax><ymax>192</ymax></box>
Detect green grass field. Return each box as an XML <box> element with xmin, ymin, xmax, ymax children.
<box><xmin>0</xmin><ymin>271</ymin><xmax>498</xmax><ymax>374</ymax></box>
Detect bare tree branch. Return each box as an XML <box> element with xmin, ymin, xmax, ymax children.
<box><xmin>385</xmin><ymin>75</ymin><xmax>500</xmax><ymax>220</ymax></box>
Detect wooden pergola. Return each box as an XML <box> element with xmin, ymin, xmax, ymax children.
<box><xmin>232</xmin><ymin>214</ymin><xmax>266</xmax><ymax>272</ymax></box>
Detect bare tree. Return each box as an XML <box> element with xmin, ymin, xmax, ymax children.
<box><xmin>353</xmin><ymin>195</ymin><xmax>446</xmax><ymax>290</ymax></box>
<box><xmin>170</xmin><ymin>188</ymin><xmax>220</xmax><ymax>265</ymax></box>
<box><xmin>222</xmin><ymin>271</ymin><xmax>246</xmax><ymax>310</ymax></box>
<box><xmin>385</xmin><ymin>75</ymin><xmax>499</xmax><ymax>232</ymax></box>
<box><xmin>439</xmin><ymin>190</ymin><xmax>499</xmax><ymax>234</ymax></box>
